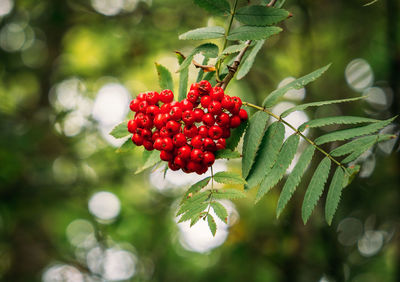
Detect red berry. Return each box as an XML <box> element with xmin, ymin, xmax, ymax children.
<box><xmin>143</xmin><ymin>140</ymin><xmax>154</xmax><ymax>151</ymax></box>
<box><xmin>239</xmin><ymin>109</ymin><xmax>248</xmax><ymax>120</ymax></box>
<box><xmin>169</xmin><ymin>106</ymin><xmax>182</xmax><ymax>121</ymax></box>
<box><xmin>190</xmin><ymin>83</ymin><xmax>199</xmax><ymax>91</ymax></box>
<box><xmin>208</xmin><ymin>125</ymin><xmax>223</xmax><ymax>140</ymax></box>
<box><xmin>132</xmin><ymin>133</ymin><xmax>143</xmax><ymax>146</ymax></box>
<box><xmin>160</xmin><ymin>89</ymin><xmax>174</xmax><ymax>103</ymax></box>
<box><xmin>203</xmin><ymin>137</ymin><xmax>216</xmax><ymax>151</ymax></box>
<box><xmin>191</xmin><ymin>135</ymin><xmax>203</xmax><ymax>149</ymax></box>
<box><xmin>196</xmin><ymin>164</ymin><xmax>208</xmax><ymax>175</ymax></box>
<box><xmin>166</xmin><ymin>120</ymin><xmax>180</xmax><ymax>134</ymax></box>
<box><xmin>137</xmin><ymin>93</ymin><xmax>147</xmax><ymax>101</ymax></box>
<box><xmin>154</xmin><ymin>113</ymin><xmax>165</xmax><ymax>129</ymax></box>
<box><xmin>152</xmin><ymin>131</ymin><xmax>160</xmax><ymax>142</ymax></box>
<box><xmin>187</xmin><ymin>161</ymin><xmax>201</xmax><ymax>173</ymax></box>
<box><xmin>187</xmin><ymin>89</ymin><xmax>199</xmax><ymax>103</ymax></box>
<box><xmin>146</xmin><ymin>105</ymin><xmax>160</xmax><ymax>118</ymax></box>
<box><xmin>130</xmin><ymin>99</ymin><xmax>140</xmax><ymax>112</ymax></box>
<box><xmin>160</xmin><ymin>150</ymin><xmax>174</xmax><ymax>161</ymax></box>
<box><xmin>141</xmin><ymin>115</ymin><xmax>153</xmax><ymax>128</ymax></box>
<box><xmin>173</xmin><ymin>133</ymin><xmax>186</xmax><ymax>147</ymax></box>
<box><xmin>198</xmin><ymin>80</ymin><xmax>212</xmax><ymax>95</ymax></box>
<box><xmin>191</xmin><ymin>149</ymin><xmax>204</xmax><ymax>162</ymax></box>
<box><xmin>160</xmin><ymin>103</ymin><xmax>172</xmax><ymax>114</ymax></box>
<box><xmin>221</xmin><ymin>95</ymin><xmax>234</xmax><ymax>110</ymax></box>
<box><xmin>127</xmin><ymin>119</ymin><xmax>137</xmax><ymax>133</ymax></box>
<box><xmin>203</xmin><ymin>152</ymin><xmax>215</xmax><ymax>166</ymax></box>
<box><xmin>193</xmin><ymin>108</ymin><xmax>204</xmax><ymax>122</ymax></box>
<box><xmin>168</xmin><ymin>161</ymin><xmax>180</xmax><ymax>171</ymax></box>
<box><xmin>181</xmin><ymin>99</ymin><xmax>193</xmax><ymax>111</ymax></box>
<box><xmin>141</xmin><ymin>128</ymin><xmax>152</xmax><ymax>139</ymax></box>
<box><xmin>216</xmin><ymin>113</ymin><xmax>230</xmax><ymax>127</ymax></box>
<box><xmin>154</xmin><ymin>138</ymin><xmax>163</xmax><ymax>150</ymax></box>
<box><xmin>202</xmin><ymin>113</ymin><xmax>215</xmax><ymax>126</ymax></box>
<box><xmin>198</xmin><ymin>125</ymin><xmax>209</xmax><ymax>138</ymax></box>
<box><xmin>222</xmin><ymin>127</ymin><xmax>231</xmax><ymax>138</ymax></box>
<box><xmin>230</xmin><ymin>116</ymin><xmax>241</xmax><ymax>128</ymax></box>
<box><xmin>210</xmin><ymin>86</ymin><xmax>224</xmax><ymax>101</ymax></box>
<box><xmin>182</xmin><ymin>110</ymin><xmax>195</xmax><ymax>125</ymax></box>
<box><xmin>183</xmin><ymin>124</ymin><xmax>198</xmax><ymax>138</ymax></box>
<box><xmin>146</xmin><ymin>91</ymin><xmax>159</xmax><ymax>104</ymax></box>
<box><xmin>177</xmin><ymin>145</ymin><xmax>191</xmax><ymax>160</ymax></box>
<box><xmin>216</xmin><ymin>138</ymin><xmax>226</xmax><ymax>150</ymax></box>
<box><xmin>201</xmin><ymin>96</ymin><xmax>212</xmax><ymax>108</ymax></box>
<box><xmin>138</xmin><ymin>100</ymin><xmax>149</xmax><ymax>113</ymax></box>
<box><xmin>232</xmin><ymin>96</ymin><xmax>242</xmax><ymax>108</ymax></box>
<box><xmin>160</xmin><ymin>127</ymin><xmax>170</xmax><ymax>138</ymax></box>
<box><xmin>208</xmin><ymin>101</ymin><xmax>222</xmax><ymax>115</ymax></box>
<box><xmin>174</xmin><ymin>156</ymin><xmax>186</xmax><ymax>168</ymax></box>
<box><xmin>161</xmin><ymin>137</ymin><xmax>174</xmax><ymax>151</ymax></box>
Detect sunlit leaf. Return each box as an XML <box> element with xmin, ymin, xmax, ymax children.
<box><xmin>227</xmin><ymin>26</ymin><xmax>282</xmax><ymax>41</ymax></box>
<box><xmin>155</xmin><ymin>63</ymin><xmax>174</xmax><ymax>92</ymax></box>
<box><xmin>110</xmin><ymin>121</ymin><xmax>130</xmax><ymax>138</ymax></box>
<box><xmin>237</xmin><ymin>40</ymin><xmax>265</xmax><ymax>79</ymax></box>
<box><xmin>214</xmin><ymin>171</ymin><xmax>247</xmax><ymax>185</ymax></box>
<box><xmin>298</xmin><ymin>116</ymin><xmax>380</xmax><ymax>132</ymax></box>
<box><xmin>179</xmin><ymin>26</ymin><xmax>225</xmax><ymax>40</ymax></box>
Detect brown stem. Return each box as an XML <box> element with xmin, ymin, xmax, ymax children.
<box><xmin>267</xmin><ymin>0</ymin><xmax>278</xmax><ymax>7</ymax></box>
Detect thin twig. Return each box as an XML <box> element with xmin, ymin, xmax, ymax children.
<box><xmin>267</xmin><ymin>0</ymin><xmax>277</xmax><ymax>7</ymax></box>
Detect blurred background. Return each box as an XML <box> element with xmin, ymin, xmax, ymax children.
<box><xmin>0</xmin><ymin>0</ymin><xmax>399</xmax><ymax>281</ymax></box>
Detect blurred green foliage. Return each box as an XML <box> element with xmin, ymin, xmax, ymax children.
<box><xmin>0</xmin><ymin>0</ymin><xmax>399</xmax><ymax>281</ymax></box>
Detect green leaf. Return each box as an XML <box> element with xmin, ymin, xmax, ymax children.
<box><xmin>325</xmin><ymin>167</ymin><xmax>345</xmax><ymax>225</ymax></box>
<box><xmin>213</xmin><ymin>189</ymin><xmax>246</xmax><ymax>200</ymax></box>
<box><xmin>263</xmin><ymin>64</ymin><xmax>331</xmax><ymax>108</ymax></box>
<box><xmin>179</xmin><ymin>43</ymin><xmax>219</xmax><ymax>71</ymax></box>
<box><xmin>226</xmin><ymin>119</ymin><xmax>248</xmax><ymax>150</ymax></box>
<box><xmin>214</xmin><ymin>171</ymin><xmax>247</xmax><ymax>185</ymax></box>
<box><xmin>176</xmin><ymin>53</ymin><xmax>189</xmax><ymax>101</ymax></box>
<box><xmin>281</xmin><ymin>97</ymin><xmax>365</xmax><ymax>118</ymax></box>
<box><xmin>179</xmin><ymin>26</ymin><xmax>225</xmax><ymax>40</ymax></box>
<box><xmin>193</xmin><ymin>0</ymin><xmax>230</xmax><ymax>16</ymax></box>
<box><xmin>331</xmin><ymin>134</ymin><xmax>394</xmax><ymax>157</ymax></box>
<box><xmin>207</xmin><ymin>214</ymin><xmax>217</xmax><ymax>236</ymax></box>
<box><xmin>298</xmin><ymin>116</ymin><xmax>380</xmax><ymax>132</ymax></box>
<box><xmin>177</xmin><ymin>191</ymin><xmax>210</xmax><ymax>216</ymax></box>
<box><xmin>134</xmin><ymin>150</ymin><xmax>161</xmax><ymax>174</ymax></box>
<box><xmin>178</xmin><ymin>202</ymin><xmax>208</xmax><ymax>223</ymax></box>
<box><xmin>242</xmin><ymin>111</ymin><xmax>270</xmax><ymax>179</ymax></box>
<box><xmin>183</xmin><ymin>177</ymin><xmax>211</xmax><ymax>200</ymax></box>
<box><xmin>344</xmin><ymin>165</ymin><xmax>360</xmax><ymax>187</ymax></box>
<box><xmin>196</xmin><ymin>56</ymin><xmax>209</xmax><ymax>82</ymax></box>
<box><xmin>255</xmin><ymin>134</ymin><xmax>300</xmax><ymax>203</ymax></box>
<box><xmin>155</xmin><ymin>63</ymin><xmax>174</xmax><ymax>92</ymax></box>
<box><xmin>227</xmin><ymin>26</ymin><xmax>282</xmax><ymax>41</ymax></box>
<box><xmin>116</xmin><ymin>138</ymin><xmax>133</xmax><ymax>153</ymax></box>
<box><xmin>211</xmin><ymin>202</ymin><xmax>228</xmax><ymax>223</ymax></box>
<box><xmin>237</xmin><ymin>40</ymin><xmax>265</xmax><ymax>79</ymax></box>
<box><xmin>315</xmin><ymin>116</ymin><xmax>397</xmax><ymax>145</ymax></box>
<box><xmin>301</xmin><ymin>157</ymin><xmax>331</xmax><ymax>224</ymax></box>
<box><xmin>341</xmin><ymin>136</ymin><xmax>392</xmax><ymax>163</ymax></box>
<box><xmin>110</xmin><ymin>121</ymin><xmax>130</xmax><ymax>139</ymax></box>
<box><xmin>276</xmin><ymin>145</ymin><xmax>315</xmax><ymax>218</ymax></box>
<box><xmin>215</xmin><ymin>149</ymin><xmax>241</xmax><ymax>159</ymax></box>
<box><xmin>222</xmin><ymin>43</ymin><xmax>248</xmax><ymax>55</ymax></box>
<box><xmin>190</xmin><ymin>213</ymin><xmax>203</xmax><ymax>227</ymax></box>
<box><xmin>235</xmin><ymin>6</ymin><xmax>289</xmax><ymax>26</ymax></box>
<box><xmin>246</xmin><ymin>122</ymin><xmax>285</xmax><ymax>189</ymax></box>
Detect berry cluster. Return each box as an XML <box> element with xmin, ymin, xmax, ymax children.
<box><xmin>127</xmin><ymin>80</ymin><xmax>248</xmax><ymax>174</ymax></box>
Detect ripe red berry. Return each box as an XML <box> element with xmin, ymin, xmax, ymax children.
<box><xmin>232</xmin><ymin>96</ymin><xmax>242</xmax><ymax>108</ymax></box>
<box><xmin>141</xmin><ymin>128</ymin><xmax>152</xmax><ymax>139</ymax></box>
<box><xmin>222</xmin><ymin>127</ymin><xmax>231</xmax><ymax>138</ymax></box>
<box><xmin>137</xmin><ymin>93</ymin><xmax>147</xmax><ymax>101</ymax></box>
<box><xmin>130</xmin><ymin>99</ymin><xmax>140</xmax><ymax>112</ymax></box>
<box><xmin>152</xmin><ymin>131</ymin><xmax>160</xmax><ymax>142</ymax></box>
<box><xmin>169</xmin><ymin>106</ymin><xmax>182</xmax><ymax>121</ymax></box>
<box><xmin>168</xmin><ymin>161</ymin><xmax>180</xmax><ymax>171</ymax></box>
<box><xmin>203</xmin><ymin>137</ymin><xmax>216</xmax><ymax>151</ymax></box>
<box><xmin>138</xmin><ymin>100</ymin><xmax>149</xmax><ymax>113</ymax></box>
<box><xmin>127</xmin><ymin>119</ymin><xmax>137</xmax><ymax>133</ymax></box>
<box><xmin>141</xmin><ymin>115</ymin><xmax>153</xmax><ymax>128</ymax></box>
<box><xmin>174</xmin><ymin>156</ymin><xmax>186</xmax><ymax>168</ymax></box>
<box><xmin>216</xmin><ymin>138</ymin><xmax>226</xmax><ymax>150</ymax></box>
<box><xmin>196</xmin><ymin>164</ymin><xmax>208</xmax><ymax>175</ymax></box>
<box><xmin>187</xmin><ymin>89</ymin><xmax>199</xmax><ymax>103</ymax></box>
<box><xmin>143</xmin><ymin>140</ymin><xmax>154</xmax><ymax>151</ymax></box>
<box><xmin>221</xmin><ymin>95</ymin><xmax>234</xmax><ymax>110</ymax></box>
<box><xmin>161</xmin><ymin>137</ymin><xmax>174</xmax><ymax>151</ymax></box>
<box><xmin>166</xmin><ymin>120</ymin><xmax>180</xmax><ymax>134</ymax></box>
<box><xmin>177</xmin><ymin>145</ymin><xmax>191</xmax><ymax>160</ymax></box>
<box><xmin>190</xmin><ymin>83</ymin><xmax>199</xmax><ymax>91</ymax></box>
<box><xmin>182</xmin><ymin>110</ymin><xmax>195</xmax><ymax>125</ymax></box>
<box><xmin>239</xmin><ymin>109</ymin><xmax>248</xmax><ymax>120</ymax></box>
<box><xmin>160</xmin><ymin>103</ymin><xmax>171</xmax><ymax>114</ymax></box>
<box><xmin>154</xmin><ymin>138</ymin><xmax>163</xmax><ymax>150</ymax></box>
<box><xmin>183</xmin><ymin>124</ymin><xmax>198</xmax><ymax>138</ymax></box>
<box><xmin>159</xmin><ymin>89</ymin><xmax>174</xmax><ymax>103</ymax></box>
<box><xmin>146</xmin><ymin>91</ymin><xmax>159</xmax><ymax>104</ymax></box>
<box><xmin>230</xmin><ymin>116</ymin><xmax>241</xmax><ymax>128</ymax></box>
<box><xmin>154</xmin><ymin>113</ymin><xmax>165</xmax><ymax>129</ymax></box>
<box><xmin>191</xmin><ymin>149</ymin><xmax>204</xmax><ymax>163</ymax></box>
<box><xmin>201</xmin><ymin>96</ymin><xmax>212</xmax><ymax>108</ymax></box>
<box><xmin>202</xmin><ymin>113</ymin><xmax>215</xmax><ymax>126</ymax></box>
<box><xmin>132</xmin><ymin>133</ymin><xmax>143</xmax><ymax>146</ymax></box>
<box><xmin>160</xmin><ymin>127</ymin><xmax>170</xmax><ymax>138</ymax></box>
<box><xmin>208</xmin><ymin>125</ymin><xmax>223</xmax><ymax>140</ymax></box>
<box><xmin>198</xmin><ymin>80</ymin><xmax>212</xmax><ymax>95</ymax></box>
<box><xmin>160</xmin><ymin>150</ymin><xmax>174</xmax><ymax>161</ymax></box>
<box><xmin>208</xmin><ymin>101</ymin><xmax>222</xmax><ymax>115</ymax></box>
<box><xmin>203</xmin><ymin>152</ymin><xmax>215</xmax><ymax>166</ymax></box>
<box><xmin>187</xmin><ymin>161</ymin><xmax>201</xmax><ymax>173</ymax></box>
<box><xmin>173</xmin><ymin>133</ymin><xmax>186</xmax><ymax>147</ymax></box>
<box><xmin>146</xmin><ymin>105</ymin><xmax>160</xmax><ymax>118</ymax></box>
<box><xmin>181</xmin><ymin>99</ymin><xmax>193</xmax><ymax>111</ymax></box>
<box><xmin>193</xmin><ymin>108</ymin><xmax>204</xmax><ymax>122</ymax></box>
<box><xmin>191</xmin><ymin>135</ymin><xmax>203</xmax><ymax>149</ymax></box>
<box><xmin>198</xmin><ymin>125</ymin><xmax>208</xmax><ymax>137</ymax></box>
<box><xmin>210</xmin><ymin>86</ymin><xmax>224</xmax><ymax>101</ymax></box>
<box><xmin>216</xmin><ymin>113</ymin><xmax>230</xmax><ymax>127</ymax></box>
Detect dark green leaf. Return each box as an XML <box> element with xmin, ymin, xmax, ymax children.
<box><xmin>235</xmin><ymin>6</ymin><xmax>289</xmax><ymax>26</ymax></box>
<box><xmin>255</xmin><ymin>134</ymin><xmax>300</xmax><ymax>203</ymax></box>
<box><xmin>211</xmin><ymin>202</ymin><xmax>228</xmax><ymax>223</ymax></box>
<box><xmin>242</xmin><ymin>111</ymin><xmax>269</xmax><ymax>178</ymax></box>
<box><xmin>315</xmin><ymin>116</ymin><xmax>397</xmax><ymax>145</ymax></box>
<box><xmin>237</xmin><ymin>40</ymin><xmax>265</xmax><ymax>79</ymax></box>
<box><xmin>215</xmin><ymin>149</ymin><xmax>241</xmax><ymax>159</ymax></box>
<box><xmin>227</xmin><ymin>26</ymin><xmax>282</xmax><ymax>41</ymax></box>
<box><xmin>179</xmin><ymin>43</ymin><xmax>219</xmax><ymax>71</ymax></box>
<box><xmin>214</xmin><ymin>171</ymin><xmax>247</xmax><ymax>185</ymax></box>
<box><xmin>302</xmin><ymin>157</ymin><xmax>331</xmax><ymax>224</ymax></box>
<box><xmin>246</xmin><ymin>122</ymin><xmax>285</xmax><ymax>189</ymax></box>
<box><xmin>134</xmin><ymin>150</ymin><xmax>161</xmax><ymax>174</ymax></box>
<box><xmin>263</xmin><ymin>64</ymin><xmax>331</xmax><ymax>108</ymax></box>
<box><xmin>226</xmin><ymin>119</ymin><xmax>248</xmax><ymax>150</ymax></box>
<box><xmin>155</xmin><ymin>63</ymin><xmax>174</xmax><ymax>91</ymax></box>
<box><xmin>281</xmin><ymin>97</ymin><xmax>365</xmax><ymax>118</ymax></box>
<box><xmin>213</xmin><ymin>189</ymin><xmax>246</xmax><ymax>200</ymax></box>
<box><xmin>276</xmin><ymin>145</ymin><xmax>315</xmax><ymax>218</ymax></box>
<box><xmin>331</xmin><ymin>134</ymin><xmax>394</xmax><ymax>157</ymax></box>
<box><xmin>207</xmin><ymin>214</ymin><xmax>217</xmax><ymax>236</ymax></box>
<box><xmin>179</xmin><ymin>26</ymin><xmax>225</xmax><ymax>40</ymax></box>
<box><xmin>325</xmin><ymin>167</ymin><xmax>345</xmax><ymax>225</ymax></box>
<box><xmin>298</xmin><ymin>116</ymin><xmax>380</xmax><ymax>132</ymax></box>
<box><xmin>110</xmin><ymin>121</ymin><xmax>130</xmax><ymax>138</ymax></box>
<box><xmin>193</xmin><ymin>0</ymin><xmax>230</xmax><ymax>16</ymax></box>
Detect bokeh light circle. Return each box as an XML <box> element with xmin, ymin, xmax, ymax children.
<box><xmin>88</xmin><ymin>191</ymin><xmax>121</xmax><ymax>221</ymax></box>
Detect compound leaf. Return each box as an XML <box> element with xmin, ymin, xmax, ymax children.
<box><xmin>214</xmin><ymin>171</ymin><xmax>247</xmax><ymax>185</ymax></box>
<box><xmin>325</xmin><ymin>167</ymin><xmax>345</xmax><ymax>225</ymax></box>
<box><xmin>298</xmin><ymin>116</ymin><xmax>380</xmax><ymax>132</ymax></box>
<box><xmin>237</xmin><ymin>40</ymin><xmax>265</xmax><ymax>79</ymax></box>
<box><xmin>235</xmin><ymin>6</ymin><xmax>289</xmax><ymax>26</ymax></box>
<box><xmin>226</xmin><ymin>119</ymin><xmax>248</xmax><ymax>150</ymax></box>
<box><xmin>211</xmin><ymin>202</ymin><xmax>228</xmax><ymax>223</ymax></box>
<box><xmin>207</xmin><ymin>214</ymin><xmax>217</xmax><ymax>236</ymax></box>
<box><xmin>227</xmin><ymin>26</ymin><xmax>282</xmax><ymax>41</ymax></box>
<box><xmin>179</xmin><ymin>26</ymin><xmax>225</xmax><ymax>40</ymax></box>
<box><xmin>110</xmin><ymin>121</ymin><xmax>130</xmax><ymax>139</ymax></box>
<box><xmin>213</xmin><ymin>189</ymin><xmax>246</xmax><ymax>200</ymax></box>
<box><xmin>155</xmin><ymin>63</ymin><xmax>174</xmax><ymax>92</ymax></box>
<box><xmin>193</xmin><ymin>0</ymin><xmax>230</xmax><ymax>16</ymax></box>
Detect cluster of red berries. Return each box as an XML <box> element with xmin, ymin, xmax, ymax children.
<box><xmin>127</xmin><ymin>80</ymin><xmax>248</xmax><ymax>174</ymax></box>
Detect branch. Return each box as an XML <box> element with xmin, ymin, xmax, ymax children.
<box><xmin>267</xmin><ymin>0</ymin><xmax>277</xmax><ymax>7</ymax></box>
